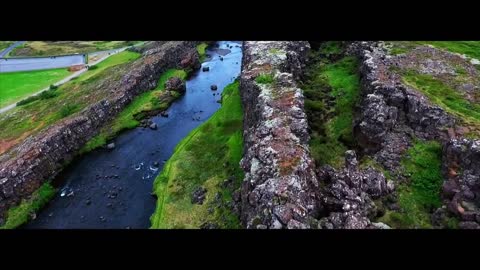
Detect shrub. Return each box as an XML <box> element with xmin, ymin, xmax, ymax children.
<box><xmin>255</xmin><ymin>73</ymin><xmax>274</xmax><ymax>84</ymax></box>
<box><xmin>59</xmin><ymin>104</ymin><xmax>79</xmax><ymax>118</ymax></box>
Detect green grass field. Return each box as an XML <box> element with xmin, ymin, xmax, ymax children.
<box><xmin>0</xmin><ymin>51</ymin><xmax>140</xmax><ymax>154</ymax></box>
<box><xmin>151</xmin><ymin>81</ymin><xmax>244</xmax><ymax>229</ymax></box>
<box><xmin>0</xmin><ymin>68</ymin><xmax>71</xmax><ymax>107</ymax></box>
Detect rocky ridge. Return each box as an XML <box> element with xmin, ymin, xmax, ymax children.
<box><xmin>239</xmin><ymin>41</ymin><xmax>319</xmax><ymax>229</ymax></box>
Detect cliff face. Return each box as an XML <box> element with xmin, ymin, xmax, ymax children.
<box><xmin>349</xmin><ymin>42</ymin><xmax>456</xmax><ymax>171</ymax></box>
<box><xmin>349</xmin><ymin>42</ymin><xmax>480</xmax><ymax>228</ymax></box>
<box><xmin>0</xmin><ymin>41</ymin><xmax>200</xmax><ymax>223</ymax></box>
<box><xmin>239</xmin><ymin>41</ymin><xmax>319</xmax><ymax>229</ymax></box>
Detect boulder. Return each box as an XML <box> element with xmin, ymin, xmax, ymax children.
<box><xmin>164</xmin><ymin>77</ymin><xmax>186</xmax><ymax>94</ymax></box>
<box><xmin>210</xmin><ymin>85</ymin><xmax>218</xmax><ymax>91</ymax></box>
<box><xmin>191</xmin><ymin>186</ymin><xmax>207</xmax><ymax>205</ymax></box>
<box><xmin>202</xmin><ymin>66</ymin><xmax>210</xmax><ymax>72</ymax></box>
<box><xmin>106</xmin><ymin>143</ymin><xmax>115</xmax><ymax>149</ymax></box>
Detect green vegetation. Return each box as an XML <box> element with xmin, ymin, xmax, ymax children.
<box><xmin>403</xmin><ymin>71</ymin><xmax>480</xmax><ymax>124</ymax></box>
<box><xmin>268</xmin><ymin>48</ymin><xmax>284</xmax><ymax>55</ymax></box>
<box><xmin>197</xmin><ymin>42</ymin><xmax>208</xmax><ymax>62</ymax></box>
<box><xmin>17</xmin><ymin>88</ymin><xmax>59</xmax><ymax>106</ymax></box>
<box><xmin>0</xmin><ymin>51</ymin><xmax>140</xmax><ymax>154</ymax></box>
<box><xmin>0</xmin><ymin>68</ymin><xmax>70</xmax><ymax>107</ymax></box>
<box><xmin>255</xmin><ymin>73</ymin><xmax>275</xmax><ymax>84</ymax></box>
<box><xmin>303</xmin><ymin>48</ymin><xmax>361</xmax><ymax>168</ymax></box>
<box><xmin>378</xmin><ymin>140</ymin><xmax>443</xmax><ymax>228</ymax></box>
<box><xmin>0</xmin><ymin>41</ymin><xmax>14</xmax><ymax>51</ymax></box>
<box><xmin>9</xmin><ymin>41</ymin><xmax>140</xmax><ymax>57</ymax></box>
<box><xmin>319</xmin><ymin>41</ymin><xmax>342</xmax><ymax>55</ymax></box>
<box><xmin>81</xmin><ymin>51</ymin><xmax>140</xmax><ymax>81</ymax></box>
<box><xmin>422</xmin><ymin>41</ymin><xmax>480</xmax><ymax>60</ymax></box>
<box><xmin>81</xmin><ymin>69</ymin><xmax>187</xmax><ymax>153</ymax></box>
<box><xmin>151</xmin><ymin>81</ymin><xmax>244</xmax><ymax>229</ymax></box>
<box><xmin>0</xmin><ymin>182</ymin><xmax>56</xmax><ymax>229</ymax></box>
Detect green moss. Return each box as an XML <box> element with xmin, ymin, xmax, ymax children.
<box><xmin>269</xmin><ymin>48</ymin><xmax>284</xmax><ymax>55</ymax></box>
<box><xmin>0</xmin><ymin>182</ymin><xmax>56</xmax><ymax>229</ymax></box>
<box><xmin>379</xmin><ymin>140</ymin><xmax>443</xmax><ymax>229</ymax></box>
<box><xmin>197</xmin><ymin>43</ymin><xmax>208</xmax><ymax>62</ymax></box>
<box><xmin>303</xmin><ymin>55</ymin><xmax>360</xmax><ymax>168</ymax></box>
<box><xmin>151</xmin><ymin>81</ymin><xmax>244</xmax><ymax>229</ymax></box>
<box><xmin>319</xmin><ymin>41</ymin><xmax>342</xmax><ymax>55</ymax></box>
<box><xmin>255</xmin><ymin>73</ymin><xmax>275</xmax><ymax>84</ymax></box>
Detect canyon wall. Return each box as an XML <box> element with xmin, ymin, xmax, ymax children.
<box><xmin>0</xmin><ymin>41</ymin><xmax>200</xmax><ymax>223</ymax></box>
<box><xmin>239</xmin><ymin>41</ymin><xmax>319</xmax><ymax>229</ymax></box>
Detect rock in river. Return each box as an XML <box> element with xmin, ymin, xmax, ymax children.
<box><xmin>106</xmin><ymin>143</ymin><xmax>116</xmax><ymax>149</ymax></box>
<box><xmin>202</xmin><ymin>66</ymin><xmax>210</xmax><ymax>72</ymax></box>
<box><xmin>210</xmin><ymin>85</ymin><xmax>218</xmax><ymax>91</ymax></box>
<box><xmin>149</xmin><ymin>123</ymin><xmax>158</xmax><ymax>130</ymax></box>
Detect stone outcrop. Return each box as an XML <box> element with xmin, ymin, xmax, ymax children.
<box><xmin>0</xmin><ymin>41</ymin><xmax>200</xmax><ymax>224</ymax></box>
<box><xmin>239</xmin><ymin>41</ymin><xmax>319</xmax><ymax>229</ymax></box>
<box><xmin>349</xmin><ymin>42</ymin><xmax>480</xmax><ymax>228</ymax></box>
<box><xmin>164</xmin><ymin>77</ymin><xmax>186</xmax><ymax>94</ymax></box>
<box><xmin>317</xmin><ymin>151</ymin><xmax>394</xmax><ymax>229</ymax></box>
<box><xmin>349</xmin><ymin>42</ymin><xmax>456</xmax><ymax>171</ymax></box>
<box><xmin>441</xmin><ymin>138</ymin><xmax>480</xmax><ymax>228</ymax></box>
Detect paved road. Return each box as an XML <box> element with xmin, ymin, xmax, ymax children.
<box><xmin>0</xmin><ymin>47</ymin><xmax>129</xmax><ymax>114</ymax></box>
<box><xmin>0</xmin><ymin>41</ymin><xmax>25</xmax><ymax>58</ymax></box>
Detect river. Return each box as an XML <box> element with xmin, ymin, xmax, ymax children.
<box><xmin>24</xmin><ymin>41</ymin><xmax>243</xmax><ymax>229</ymax></box>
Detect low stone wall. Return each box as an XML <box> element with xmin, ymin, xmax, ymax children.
<box><xmin>0</xmin><ymin>41</ymin><xmax>200</xmax><ymax>223</ymax></box>
<box><xmin>239</xmin><ymin>41</ymin><xmax>319</xmax><ymax>229</ymax></box>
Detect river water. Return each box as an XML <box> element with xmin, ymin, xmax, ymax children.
<box><xmin>24</xmin><ymin>41</ymin><xmax>243</xmax><ymax>229</ymax></box>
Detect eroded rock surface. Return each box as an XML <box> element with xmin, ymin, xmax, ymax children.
<box><xmin>239</xmin><ymin>41</ymin><xmax>319</xmax><ymax>229</ymax></box>
<box><xmin>317</xmin><ymin>151</ymin><xmax>394</xmax><ymax>229</ymax></box>
<box><xmin>349</xmin><ymin>42</ymin><xmax>456</xmax><ymax>171</ymax></box>
<box><xmin>442</xmin><ymin>138</ymin><xmax>480</xmax><ymax>228</ymax></box>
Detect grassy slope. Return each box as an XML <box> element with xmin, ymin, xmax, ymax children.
<box><xmin>151</xmin><ymin>81</ymin><xmax>244</xmax><ymax>229</ymax></box>
<box><xmin>81</xmin><ymin>69</ymin><xmax>187</xmax><ymax>153</ymax></box>
<box><xmin>403</xmin><ymin>71</ymin><xmax>480</xmax><ymax>125</ymax></box>
<box><xmin>303</xmin><ymin>46</ymin><xmax>361</xmax><ymax>168</ymax></box>
<box><xmin>0</xmin><ymin>68</ymin><xmax>71</xmax><ymax>107</ymax></box>
<box><xmin>0</xmin><ymin>182</ymin><xmax>56</xmax><ymax>229</ymax></box>
<box><xmin>378</xmin><ymin>140</ymin><xmax>445</xmax><ymax>228</ymax></box>
<box><xmin>81</xmin><ymin>51</ymin><xmax>140</xmax><ymax>81</ymax></box>
<box><xmin>0</xmin><ymin>51</ymin><xmax>140</xmax><ymax>146</ymax></box>
<box><xmin>422</xmin><ymin>41</ymin><xmax>480</xmax><ymax>60</ymax></box>
<box><xmin>9</xmin><ymin>41</ymin><xmax>138</xmax><ymax>57</ymax></box>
